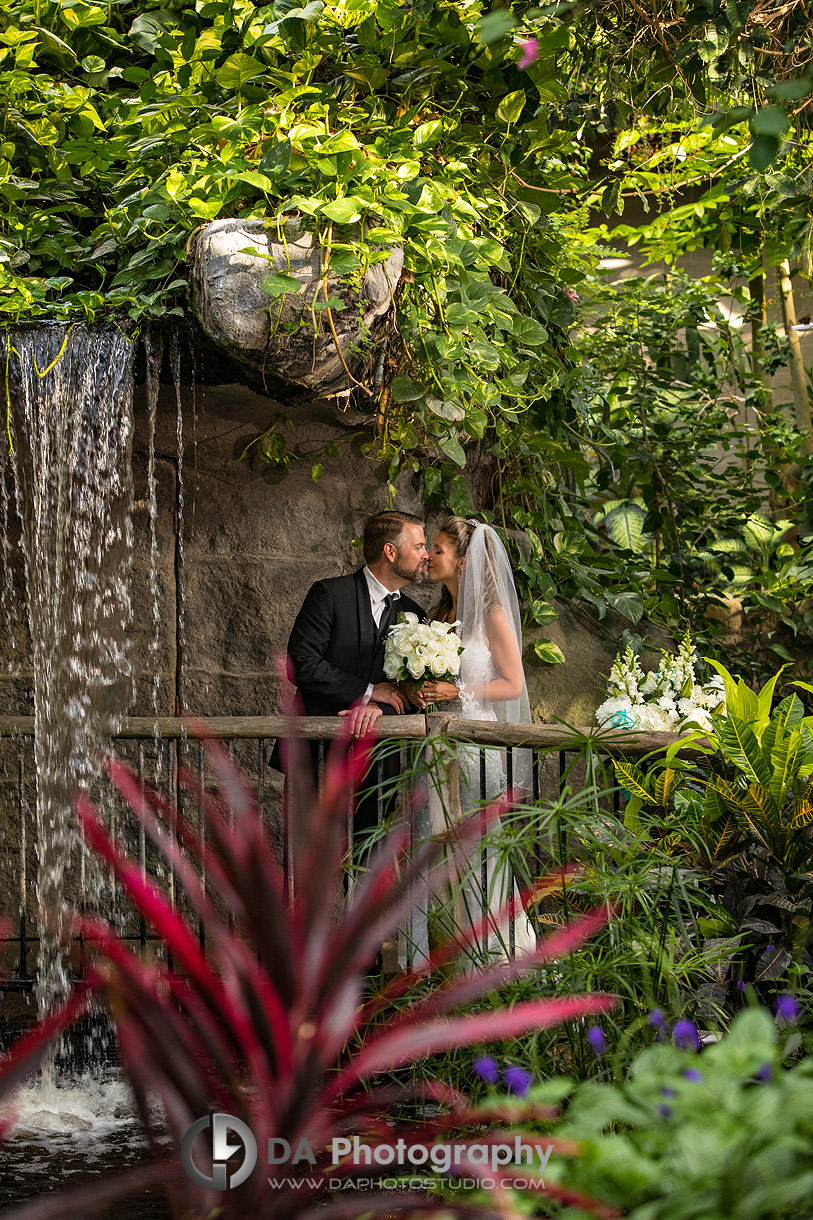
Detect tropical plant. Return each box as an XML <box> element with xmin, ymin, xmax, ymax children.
<box><xmin>523</xmin><ymin>787</ymin><xmax>736</xmax><ymax>1048</ymax></box>
<box><xmin>542</xmin><ymin>1005</ymin><xmax>813</xmax><ymax>1220</ymax></box>
<box><xmin>381</xmin><ymin>741</ymin><xmax>741</xmax><ymax>1093</ymax></box>
<box><xmin>0</xmin><ymin>726</ymin><xmax>616</xmax><ymax>1220</ymax></box>
<box><xmin>618</xmin><ymin>664</ymin><xmax>813</xmax><ymax>996</ymax></box>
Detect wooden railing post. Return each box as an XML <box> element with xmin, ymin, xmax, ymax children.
<box><xmin>424</xmin><ymin>711</ymin><xmax>463</xmax><ymax>825</ymax></box>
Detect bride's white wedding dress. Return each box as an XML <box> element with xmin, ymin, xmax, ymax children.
<box><xmin>399</xmin><ymin>525</ymin><xmax>537</xmax><ymax>969</ymax></box>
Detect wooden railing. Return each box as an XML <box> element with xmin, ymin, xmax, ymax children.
<box><xmin>0</xmin><ymin>715</ymin><xmax>689</xmax><ymax>987</ymax></box>
<box><xmin>0</xmin><ymin>713</ymin><xmax>687</xmax><ymax>753</ymax></box>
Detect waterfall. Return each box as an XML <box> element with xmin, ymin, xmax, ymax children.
<box><xmin>3</xmin><ymin>323</ymin><xmax>136</xmax><ymax>1023</ymax></box>
<box><xmin>143</xmin><ymin>330</ymin><xmax>163</xmax><ymax>745</ymax></box>
<box><xmin>169</xmin><ymin>331</ymin><xmax>186</xmax><ymax>713</ymax></box>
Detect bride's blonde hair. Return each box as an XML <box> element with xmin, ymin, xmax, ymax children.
<box><xmin>432</xmin><ymin>516</ymin><xmax>500</xmax><ymax>621</ymax></box>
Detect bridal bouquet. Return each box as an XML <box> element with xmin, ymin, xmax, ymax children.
<box><xmin>596</xmin><ymin>632</ymin><xmax>725</xmax><ymax>733</ymax></box>
<box><xmin>383</xmin><ymin>612</ymin><xmax>464</xmax><ymax>686</ymax></box>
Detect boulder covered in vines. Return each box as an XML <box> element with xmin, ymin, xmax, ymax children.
<box><xmin>189</xmin><ymin>217</ymin><xmax>403</xmax><ymax>393</ymax></box>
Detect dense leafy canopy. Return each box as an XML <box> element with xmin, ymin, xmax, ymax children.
<box><xmin>2</xmin><ymin>0</ymin><xmax>812</xmax><ymax>674</ymax></box>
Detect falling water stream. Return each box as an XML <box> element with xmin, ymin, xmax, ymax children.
<box><xmin>0</xmin><ymin>324</ymin><xmax>192</xmax><ymax>1212</ymax></box>
<box><xmin>169</xmin><ymin>331</ymin><xmax>186</xmax><ymax>713</ymax></box>
<box><xmin>143</xmin><ymin>329</ymin><xmax>164</xmax><ymax>742</ymax></box>
<box><xmin>4</xmin><ymin>323</ymin><xmax>136</xmax><ymax>1023</ymax></box>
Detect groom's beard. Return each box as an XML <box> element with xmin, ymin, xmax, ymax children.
<box><xmin>393</xmin><ymin>553</ymin><xmax>427</xmax><ymax>584</ymax></box>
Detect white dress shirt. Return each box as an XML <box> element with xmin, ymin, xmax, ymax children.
<box><xmin>362</xmin><ymin>566</ymin><xmax>401</xmax><ymax>702</ymax></box>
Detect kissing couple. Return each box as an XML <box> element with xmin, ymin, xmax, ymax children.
<box><xmin>287</xmin><ymin>509</ymin><xmax>536</xmax><ymax>962</ymax></box>
<box><xmin>287</xmin><ymin>509</ymin><xmax>530</xmax><ymax>738</ymax></box>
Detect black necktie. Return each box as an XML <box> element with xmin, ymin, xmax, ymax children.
<box><xmin>377</xmin><ymin>593</ymin><xmax>397</xmax><ymax>642</ymax></box>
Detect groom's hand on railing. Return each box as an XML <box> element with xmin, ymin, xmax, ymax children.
<box><xmin>338</xmin><ymin>683</ymin><xmax>406</xmax><ymax>739</ymax></box>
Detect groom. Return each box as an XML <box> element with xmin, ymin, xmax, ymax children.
<box><xmin>287</xmin><ymin>510</ymin><xmax>428</xmax><ymax>740</ymax></box>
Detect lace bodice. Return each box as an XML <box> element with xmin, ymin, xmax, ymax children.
<box><xmin>435</xmin><ymin>633</ymin><xmax>497</xmax><ymax>722</ymax></box>
<box><xmin>458</xmin><ymin>633</ymin><xmax>495</xmax><ymax>721</ymax></box>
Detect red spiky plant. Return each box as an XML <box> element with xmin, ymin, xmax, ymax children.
<box><xmin>0</xmin><ymin>722</ymin><xmax>617</xmax><ymax>1220</ymax></box>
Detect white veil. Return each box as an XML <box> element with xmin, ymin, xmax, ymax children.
<box><xmin>405</xmin><ymin>520</ymin><xmax>536</xmax><ymax>967</ymax></box>
<box><xmin>457</xmin><ymin>522</ymin><xmax>531</xmax><ymax>730</ymax></box>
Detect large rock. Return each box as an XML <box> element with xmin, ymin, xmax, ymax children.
<box><xmin>189</xmin><ymin>217</ymin><xmax>403</xmax><ymax>392</ymax></box>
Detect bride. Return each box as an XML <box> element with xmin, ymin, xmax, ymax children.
<box><xmin>402</xmin><ymin>516</ymin><xmax>537</xmax><ymax>965</ymax></box>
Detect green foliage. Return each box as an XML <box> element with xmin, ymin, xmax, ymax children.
<box><xmin>0</xmin><ymin>0</ymin><xmax>586</xmax><ymax>440</ymax></box>
<box><xmin>546</xmin><ymin>1008</ymin><xmax>813</xmax><ymax>1220</ymax></box>
<box><xmin>3</xmin><ymin>0</ymin><xmax>812</xmax><ymax>661</ymax></box>
<box><xmin>397</xmin><ymin>750</ymin><xmax>740</xmax><ymax>1087</ymax></box>
<box><xmin>625</xmin><ymin>667</ymin><xmax>813</xmax><ymax>994</ymax></box>
<box><xmin>549</xmin><ymin>265</ymin><xmax>813</xmax><ymax>668</ymax></box>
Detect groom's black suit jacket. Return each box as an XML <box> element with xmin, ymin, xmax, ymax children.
<box><xmin>288</xmin><ymin>568</ymin><xmax>425</xmax><ymax>715</ymax></box>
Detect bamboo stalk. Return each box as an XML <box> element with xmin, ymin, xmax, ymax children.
<box><xmin>777</xmin><ymin>259</ymin><xmax>812</xmax><ymax>448</ymax></box>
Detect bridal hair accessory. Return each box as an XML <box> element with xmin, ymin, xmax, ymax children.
<box><xmin>466</xmin><ymin>517</ymin><xmax>480</xmax><ymax>528</ymax></box>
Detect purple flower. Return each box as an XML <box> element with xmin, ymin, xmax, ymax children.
<box><xmin>517</xmin><ymin>39</ymin><xmax>539</xmax><ymax>70</ymax></box>
<box><xmin>474</xmin><ymin>1055</ymin><xmax>499</xmax><ymax>1084</ymax></box>
<box><xmin>503</xmin><ymin>1065</ymin><xmax>533</xmax><ymax>1097</ymax></box>
<box><xmin>661</xmin><ymin>1087</ymin><xmax>676</xmax><ymax>1099</ymax></box>
<box><xmin>766</xmin><ymin>944</ymin><xmax>775</xmax><ymax>953</ymax></box>
<box><xmin>755</xmin><ymin>1063</ymin><xmax>772</xmax><ymax>1083</ymax></box>
<box><xmin>682</xmin><ymin>1068</ymin><xmax>702</xmax><ymax>1083</ymax></box>
<box><xmin>736</xmin><ymin>981</ymin><xmax>746</xmax><ymax>991</ymax></box>
<box><xmin>587</xmin><ymin>1026</ymin><xmax>606</xmax><ymax>1056</ymax></box>
<box><xmin>775</xmin><ymin>993</ymin><xmax>800</xmax><ymax>1022</ymax></box>
<box><xmin>648</xmin><ymin>1009</ymin><xmax>669</xmax><ymax>1042</ymax></box>
<box><xmin>673</xmin><ymin>1020</ymin><xmax>702</xmax><ymax>1052</ymax></box>
<box><xmin>657</xmin><ymin>1104</ymin><xmax>672</xmax><ymax>1118</ymax></box>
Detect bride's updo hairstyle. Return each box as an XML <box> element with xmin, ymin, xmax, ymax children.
<box><xmin>432</xmin><ymin>516</ymin><xmax>499</xmax><ymax>621</ymax></box>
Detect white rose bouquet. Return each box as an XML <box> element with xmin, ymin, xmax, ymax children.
<box><xmin>383</xmin><ymin>613</ymin><xmax>464</xmax><ymax>695</ymax></box>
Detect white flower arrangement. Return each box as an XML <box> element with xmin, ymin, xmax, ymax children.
<box><xmin>383</xmin><ymin>612</ymin><xmax>464</xmax><ymax>686</ymax></box>
<box><xmin>595</xmin><ymin>632</ymin><xmax>725</xmax><ymax>734</ymax></box>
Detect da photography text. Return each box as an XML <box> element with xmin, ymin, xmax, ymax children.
<box><xmin>181</xmin><ymin>1114</ymin><xmax>554</xmax><ymax>1191</ymax></box>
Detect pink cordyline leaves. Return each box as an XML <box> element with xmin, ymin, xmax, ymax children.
<box><xmin>0</xmin><ymin>722</ymin><xmax>617</xmax><ymax>1220</ymax></box>
<box><xmin>517</xmin><ymin>39</ymin><xmax>539</xmax><ymax>70</ymax></box>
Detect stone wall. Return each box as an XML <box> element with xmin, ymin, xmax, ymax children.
<box><xmin>131</xmin><ymin>380</ymin><xmax>632</xmax><ymax>726</ymax></box>
<box><xmin>0</xmin><ymin>373</ymin><xmax>660</xmax><ymax>729</ymax></box>
<box><xmin>137</xmin><ymin>381</ymin><xmax>427</xmax><ymax>719</ymax></box>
